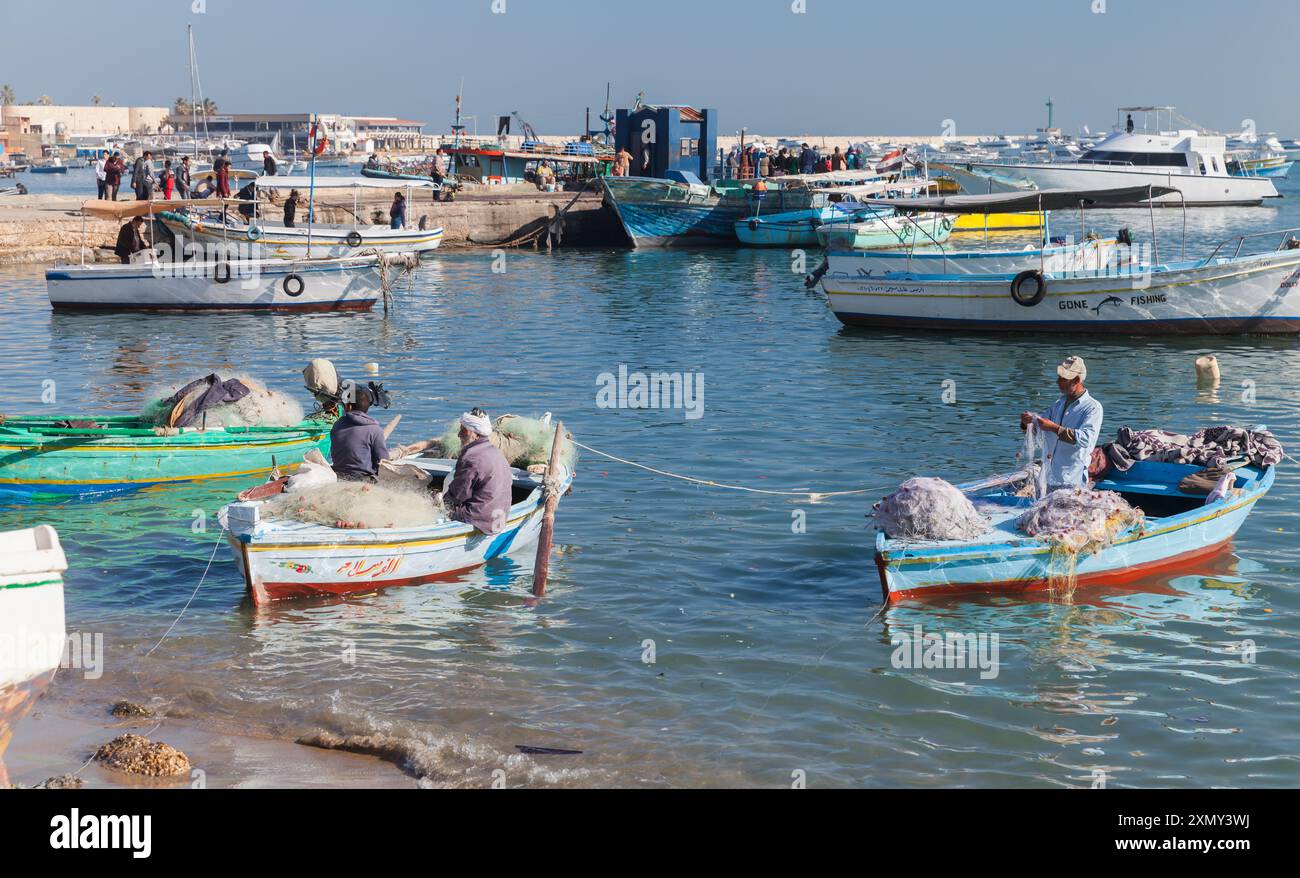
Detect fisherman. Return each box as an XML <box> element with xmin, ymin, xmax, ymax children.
<box><xmin>365</xmin><ymin>153</ymin><xmax>380</xmax><ymax>170</ymax></box>
<box><xmin>441</xmin><ymin>409</ymin><xmax>512</xmax><ymax>535</ymax></box>
<box><xmin>329</xmin><ymin>387</ymin><xmax>389</xmax><ymax>483</ymax></box>
<box><xmin>262</xmin><ymin>150</ymin><xmax>277</xmax><ymax>176</ymax></box>
<box><xmin>283</xmin><ymin>189</ymin><xmax>302</xmax><ymax>227</ymax></box>
<box><xmin>94</xmin><ymin>152</ymin><xmax>108</xmax><ymax>200</ymax></box>
<box><xmin>389</xmin><ymin>191</ymin><xmax>406</xmax><ymax>229</ymax></box>
<box><xmin>534</xmin><ymin>160</ymin><xmax>555</xmax><ymax>191</ymax></box>
<box><xmin>1020</xmin><ymin>355</ymin><xmax>1104</xmax><ymax>492</ymax></box>
<box><xmin>176</xmin><ymin>156</ymin><xmax>192</xmax><ymax>198</ymax></box>
<box><xmin>235</xmin><ymin>181</ymin><xmax>257</xmax><ymax>222</ymax></box>
<box><xmin>113</xmin><ymin>215</ymin><xmax>148</xmax><ymax>264</ymax></box>
<box><xmin>194</xmin><ymin>174</ymin><xmax>217</xmax><ymax>198</ymax></box>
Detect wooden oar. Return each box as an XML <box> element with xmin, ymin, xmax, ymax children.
<box><xmin>382</xmin><ymin>414</ymin><xmax>402</xmax><ymax>440</ymax></box>
<box><xmin>532</xmin><ymin>421</ymin><xmax>565</xmax><ymax>598</ymax></box>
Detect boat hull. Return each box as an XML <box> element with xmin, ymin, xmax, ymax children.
<box><xmin>0</xmin><ymin>418</ymin><xmax>330</xmax><ymax>499</ymax></box>
<box><xmin>161</xmin><ymin>216</ymin><xmax>444</xmax><ymax>259</ymax></box>
<box><xmin>44</xmin><ymin>256</ymin><xmax>383</xmax><ymax>311</ymax></box>
<box><xmin>822</xmin><ymin>250</ymin><xmax>1300</xmax><ymax>334</ymax></box>
<box><xmin>818</xmin><ymin>215</ymin><xmax>953</xmax><ymax>250</ymax></box>
<box><xmin>824</xmin><ymin>238</ymin><xmax>1116</xmax><ymax>276</ymax></box>
<box><xmin>601</xmin><ymin>176</ymin><xmax>819</xmax><ymax>247</ymax></box>
<box><xmin>972</xmin><ymin>162</ymin><xmax>1279</xmax><ymax>205</ymax></box>
<box><xmin>876</xmin><ymin>465</ymin><xmax>1272</xmax><ymax>602</ymax></box>
<box><xmin>220</xmin><ymin>460</ymin><xmax>572</xmax><ymax>604</ymax></box>
<box><xmin>0</xmin><ymin>526</ymin><xmax>67</xmax><ymax>787</ymax></box>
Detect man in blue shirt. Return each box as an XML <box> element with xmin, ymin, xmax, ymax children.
<box><xmin>1020</xmin><ymin>356</ymin><xmax>1104</xmax><ymax>491</ymax></box>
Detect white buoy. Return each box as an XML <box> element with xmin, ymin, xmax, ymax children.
<box><xmin>1195</xmin><ymin>355</ymin><xmax>1220</xmax><ymax>387</ymax></box>
<box><xmin>363</xmin><ymin>362</ymin><xmax>379</xmax><ymax>375</ymax></box>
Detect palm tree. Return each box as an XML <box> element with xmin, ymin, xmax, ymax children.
<box><xmin>0</xmin><ymin>85</ymin><xmax>14</xmax><ymax>107</ymax></box>
<box><xmin>199</xmin><ymin>98</ymin><xmax>217</xmax><ymax>117</ymax></box>
<box><xmin>37</xmin><ymin>95</ymin><xmax>52</xmax><ymax>106</ymax></box>
<box><xmin>173</xmin><ymin>97</ymin><xmax>192</xmax><ymax>117</ymax></box>
<box><xmin>92</xmin><ymin>94</ymin><xmax>102</xmax><ymax>106</ymax></box>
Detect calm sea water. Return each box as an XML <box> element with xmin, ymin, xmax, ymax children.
<box><xmin>2</xmin><ymin>174</ymin><xmax>1299</xmax><ymax>788</ymax></box>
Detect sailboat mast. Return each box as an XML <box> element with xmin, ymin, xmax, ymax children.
<box><xmin>188</xmin><ymin>25</ymin><xmax>198</xmax><ymax>160</ymax></box>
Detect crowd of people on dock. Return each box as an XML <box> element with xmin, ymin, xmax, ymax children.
<box><xmin>92</xmin><ymin>148</ymin><xmax>279</xmax><ymax>201</ymax></box>
<box><xmin>723</xmin><ymin>142</ymin><xmax>875</xmax><ymax>179</ymax></box>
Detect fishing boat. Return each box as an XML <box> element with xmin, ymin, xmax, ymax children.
<box><xmin>45</xmin><ymin>199</ymin><xmax>393</xmax><ymax>312</ymax></box>
<box><xmin>219</xmin><ymin>458</ymin><xmax>574</xmax><ymax>605</ymax></box>
<box><xmin>875</xmin><ymin>460</ymin><xmax>1274</xmax><ymax>602</ymax></box>
<box><xmin>0</xmin><ymin>415</ymin><xmax>331</xmax><ymax>499</ymax></box>
<box><xmin>29</xmin><ymin>157</ymin><xmax>68</xmax><ymax>175</ymax></box>
<box><xmin>601</xmin><ymin>172</ymin><xmax>828</xmax><ymax>247</ymax></box>
<box><xmin>815</xmin><ymin>235</ymin><xmax>1117</xmax><ymax>277</ymax></box>
<box><xmin>158</xmin><ymin>178</ymin><xmax>445</xmax><ymax>259</ymax></box>
<box><xmin>733</xmin><ymin>175</ymin><xmax>933</xmax><ymax>248</ymax></box>
<box><xmin>818</xmin><ymin>185</ymin><xmax>1300</xmax><ymax>334</ymax></box>
<box><xmin>0</xmin><ymin>525</ymin><xmax>67</xmax><ymax>787</ymax></box>
<box><xmin>816</xmin><ymin>211</ymin><xmax>954</xmax><ymax>250</ymax></box>
<box><xmin>970</xmin><ymin>107</ymin><xmax>1279</xmax><ymax>206</ymax></box>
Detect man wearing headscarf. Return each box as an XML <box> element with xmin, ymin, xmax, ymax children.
<box><xmin>442</xmin><ymin>408</ymin><xmax>512</xmax><ymax>534</ymax></box>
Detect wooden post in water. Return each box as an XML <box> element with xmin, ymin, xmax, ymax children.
<box><xmin>532</xmin><ymin>421</ymin><xmax>565</xmax><ymax>597</ymax></box>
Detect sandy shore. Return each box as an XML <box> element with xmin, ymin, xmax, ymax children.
<box><xmin>6</xmin><ymin>698</ymin><xmax>414</xmax><ymax>789</ymax></box>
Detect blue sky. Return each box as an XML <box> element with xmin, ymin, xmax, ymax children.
<box><xmin>3</xmin><ymin>0</ymin><xmax>1296</xmax><ymax>137</ymax></box>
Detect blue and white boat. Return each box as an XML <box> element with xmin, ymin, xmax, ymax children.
<box><xmin>875</xmin><ymin>460</ymin><xmax>1274</xmax><ymax>603</ymax></box>
<box><xmin>601</xmin><ymin>172</ymin><xmax>823</xmax><ymax>247</ymax></box>
<box><xmin>734</xmin><ymin>175</ymin><xmax>933</xmax><ymax>248</ymax></box>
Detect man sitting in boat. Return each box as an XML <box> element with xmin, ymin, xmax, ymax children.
<box><xmin>329</xmin><ymin>387</ymin><xmax>390</xmax><ymax>483</ymax></box>
<box><xmin>1019</xmin><ymin>356</ymin><xmax>1103</xmax><ymax>492</ymax></box>
<box><xmin>113</xmin><ymin>216</ymin><xmax>148</xmax><ymax>264</ymax></box>
<box><xmin>441</xmin><ymin>410</ymin><xmax>512</xmax><ymax>535</ymax></box>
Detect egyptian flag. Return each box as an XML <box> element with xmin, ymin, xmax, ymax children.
<box><xmin>875</xmin><ymin>148</ymin><xmax>905</xmax><ymax>174</ymax></box>
<box><xmin>310</xmin><ymin>122</ymin><xmax>329</xmax><ymax>156</ymax></box>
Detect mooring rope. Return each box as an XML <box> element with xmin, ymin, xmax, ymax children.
<box><xmin>569</xmin><ymin>439</ymin><xmax>875</xmax><ymax>501</ymax></box>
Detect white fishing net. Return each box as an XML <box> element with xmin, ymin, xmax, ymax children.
<box><xmin>436</xmin><ymin>414</ymin><xmax>576</xmax><ymax>469</ymax></box>
<box><xmin>144</xmin><ymin>373</ymin><xmax>304</xmax><ymax>428</ymax></box>
<box><xmin>1017</xmin><ymin>487</ymin><xmax>1144</xmax><ymax>599</ymax></box>
<box><xmin>871</xmin><ymin>477</ymin><xmax>991</xmax><ymax>541</ymax></box>
<box><xmin>261</xmin><ymin>482</ymin><xmax>445</xmax><ymax>529</ymax></box>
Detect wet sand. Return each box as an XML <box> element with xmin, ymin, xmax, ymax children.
<box><xmin>6</xmin><ymin>699</ymin><xmax>414</xmax><ymax>789</ymax></box>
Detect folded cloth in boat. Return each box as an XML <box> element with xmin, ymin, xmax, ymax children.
<box><xmin>872</xmin><ymin>477</ymin><xmax>990</xmax><ymax>541</ymax></box>
<box><xmin>1178</xmin><ymin>464</ymin><xmax>1232</xmax><ymax>496</ymax></box>
<box><xmin>287</xmin><ymin>449</ymin><xmax>336</xmax><ymax>492</ymax></box>
<box><xmin>1108</xmin><ymin>425</ymin><xmax>1283</xmax><ymax>470</ymax></box>
<box><xmin>162</xmin><ymin>374</ymin><xmax>251</xmax><ymax>428</ymax></box>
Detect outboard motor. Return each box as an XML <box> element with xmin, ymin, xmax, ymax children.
<box><xmin>304</xmin><ymin>359</ymin><xmax>393</xmax><ymax>413</ymax></box>
<box><xmin>1117</xmin><ymin>227</ymin><xmax>1134</xmax><ymax>247</ymax></box>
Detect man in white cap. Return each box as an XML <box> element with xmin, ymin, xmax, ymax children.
<box><xmin>1020</xmin><ymin>356</ymin><xmax>1103</xmax><ymax>492</ymax></box>
<box><xmin>442</xmin><ymin>408</ymin><xmax>512</xmax><ymax>534</ymax></box>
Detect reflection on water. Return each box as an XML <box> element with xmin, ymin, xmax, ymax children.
<box><xmin>1</xmin><ymin>177</ymin><xmax>1299</xmax><ymax>786</ymax></box>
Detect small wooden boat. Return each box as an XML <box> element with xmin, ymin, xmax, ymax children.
<box><xmin>875</xmin><ymin>461</ymin><xmax>1274</xmax><ymax>603</ymax></box>
<box><xmin>159</xmin><ymin>210</ymin><xmax>444</xmax><ymax>259</ymax></box>
<box><xmin>816</xmin><ymin>212</ymin><xmax>954</xmax><ymax>250</ymax></box>
<box><xmin>219</xmin><ymin>458</ymin><xmax>574</xmax><ymax>605</ymax></box>
<box><xmin>0</xmin><ymin>525</ymin><xmax>67</xmax><ymax>787</ymax></box>
<box><xmin>0</xmin><ymin>415</ymin><xmax>331</xmax><ymax>499</ymax></box>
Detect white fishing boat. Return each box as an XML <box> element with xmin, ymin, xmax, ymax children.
<box><xmin>219</xmin><ymin>458</ymin><xmax>574</xmax><ymax>605</ymax></box>
<box><xmin>0</xmin><ymin>525</ymin><xmax>67</xmax><ymax>788</ymax></box>
<box><xmin>817</xmin><ymin>186</ymin><xmax>1300</xmax><ymax>334</ymax></box>
<box><xmin>159</xmin><ymin>178</ymin><xmax>444</xmax><ymax>259</ymax></box>
<box><xmin>815</xmin><ymin>235</ymin><xmax>1118</xmax><ymax>277</ymax></box>
<box><xmin>971</xmin><ymin>107</ymin><xmax>1279</xmax><ymax>206</ymax></box>
<box><xmin>45</xmin><ymin>200</ymin><xmax>394</xmax><ymax>312</ymax></box>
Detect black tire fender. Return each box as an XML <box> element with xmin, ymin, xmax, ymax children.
<box><xmin>1010</xmin><ymin>269</ymin><xmax>1046</xmax><ymax>307</ymax></box>
<box><xmin>213</xmin><ymin>261</ymin><xmax>232</xmax><ymax>284</ymax></box>
<box><xmin>281</xmin><ymin>273</ymin><xmax>305</xmax><ymax>297</ymax></box>
<box><xmin>345</xmin><ymin>230</ymin><xmax>363</xmax><ymax>248</ymax></box>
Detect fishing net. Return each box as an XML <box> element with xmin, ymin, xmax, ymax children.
<box><xmin>436</xmin><ymin>414</ymin><xmax>576</xmax><ymax>469</ymax></box>
<box><xmin>1017</xmin><ymin>487</ymin><xmax>1144</xmax><ymax>599</ymax></box>
<box><xmin>1015</xmin><ymin>421</ymin><xmax>1047</xmax><ymax>500</ymax></box>
<box><xmin>871</xmin><ymin>477</ymin><xmax>991</xmax><ymax>541</ymax></box>
<box><xmin>261</xmin><ymin>482</ymin><xmax>445</xmax><ymax>529</ymax></box>
<box><xmin>144</xmin><ymin>373</ymin><xmax>304</xmax><ymax>428</ymax></box>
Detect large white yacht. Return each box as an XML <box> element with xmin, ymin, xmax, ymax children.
<box><xmin>970</xmin><ymin>107</ymin><xmax>1279</xmax><ymax>205</ymax></box>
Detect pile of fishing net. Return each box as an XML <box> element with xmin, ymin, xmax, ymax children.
<box><xmin>435</xmin><ymin>414</ymin><xmax>576</xmax><ymax>469</ymax></box>
<box><xmin>1017</xmin><ymin>487</ymin><xmax>1143</xmax><ymax>553</ymax></box>
<box><xmin>871</xmin><ymin>477</ymin><xmax>991</xmax><ymax>541</ymax></box>
<box><xmin>144</xmin><ymin>373</ymin><xmax>304</xmax><ymax>428</ymax></box>
<box><xmin>261</xmin><ymin>481</ymin><xmax>444</xmax><ymax>529</ymax></box>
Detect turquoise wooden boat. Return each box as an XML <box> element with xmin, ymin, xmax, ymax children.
<box><xmin>0</xmin><ymin>415</ymin><xmax>332</xmax><ymax>500</ymax></box>
<box><xmin>875</xmin><ymin>460</ymin><xmax>1274</xmax><ymax>602</ymax></box>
